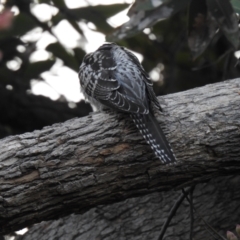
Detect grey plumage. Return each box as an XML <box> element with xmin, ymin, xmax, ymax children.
<box><xmin>79</xmin><ymin>43</ymin><xmax>176</xmax><ymax>164</ymax></box>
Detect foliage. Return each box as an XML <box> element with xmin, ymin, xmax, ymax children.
<box><xmin>109</xmin><ymin>0</ymin><xmax>240</xmax><ymax>59</ymax></box>
<box><xmin>109</xmin><ymin>0</ymin><xmax>240</xmax><ymax>96</ymax></box>
<box><xmin>0</xmin><ymin>0</ymin><xmax>240</xmax><ymax>137</ymax></box>
<box><xmin>0</xmin><ymin>0</ymin><xmax>129</xmax><ymax>90</ymax></box>
<box><xmin>0</xmin><ymin>0</ymin><xmax>128</xmax><ymax>137</ymax></box>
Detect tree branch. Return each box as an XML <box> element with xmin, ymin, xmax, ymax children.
<box><xmin>0</xmin><ymin>79</ymin><xmax>240</xmax><ymax>234</ymax></box>
<box><xmin>14</xmin><ymin>175</ymin><xmax>240</xmax><ymax>240</ymax></box>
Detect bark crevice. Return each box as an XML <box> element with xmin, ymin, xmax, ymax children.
<box><xmin>0</xmin><ymin>78</ymin><xmax>240</xmax><ymax>234</ymax></box>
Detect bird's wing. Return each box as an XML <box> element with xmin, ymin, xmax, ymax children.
<box><xmin>123</xmin><ymin>48</ymin><xmax>162</xmax><ymax>111</ymax></box>
<box><xmin>79</xmin><ymin>47</ymin><xmax>149</xmax><ymax>114</ymax></box>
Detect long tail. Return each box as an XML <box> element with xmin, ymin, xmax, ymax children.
<box><xmin>131</xmin><ymin>112</ymin><xmax>176</xmax><ymax>164</ymax></box>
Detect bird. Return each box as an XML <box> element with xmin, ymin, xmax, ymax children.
<box><xmin>79</xmin><ymin>42</ymin><xmax>176</xmax><ymax>164</ymax></box>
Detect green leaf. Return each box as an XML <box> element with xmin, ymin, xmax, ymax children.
<box><xmin>0</xmin><ymin>66</ymin><xmax>16</xmax><ymax>84</ymax></box>
<box><xmin>84</xmin><ymin>4</ymin><xmax>129</xmax><ymax>19</ymax></box>
<box><xmin>0</xmin><ymin>13</ymin><xmax>38</xmax><ymax>39</ymax></box>
<box><xmin>67</xmin><ymin>4</ymin><xmax>129</xmax><ymax>34</ymax></box>
<box><xmin>207</xmin><ymin>0</ymin><xmax>240</xmax><ymax>49</ymax></box>
<box><xmin>51</xmin><ymin>12</ymin><xmax>83</xmax><ymax>36</ymax></box>
<box><xmin>46</xmin><ymin>43</ymin><xmax>79</xmax><ymax>71</ymax></box>
<box><xmin>188</xmin><ymin>0</ymin><xmax>217</xmax><ymax>58</ymax></box>
<box><xmin>128</xmin><ymin>0</ymin><xmax>169</xmax><ymax>13</ymax></box>
<box><xmin>38</xmin><ymin>0</ymin><xmax>51</xmax><ymax>3</ymax></box>
<box><xmin>231</xmin><ymin>0</ymin><xmax>240</xmax><ymax>14</ymax></box>
<box><xmin>73</xmin><ymin>47</ymin><xmax>86</xmax><ymax>64</ymax></box>
<box><xmin>51</xmin><ymin>12</ymin><xmax>64</xmax><ymax>26</ymax></box>
<box><xmin>107</xmin><ymin>0</ymin><xmax>189</xmax><ymax>41</ymax></box>
<box><xmin>51</xmin><ymin>0</ymin><xmax>66</xmax><ymax>8</ymax></box>
<box><xmin>68</xmin><ymin>19</ymin><xmax>83</xmax><ymax>36</ymax></box>
<box><xmin>23</xmin><ymin>60</ymin><xmax>55</xmax><ymax>80</ymax></box>
<box><xmin>0</xmin><ymin>37</ymin><xmax>24</xmax><ymax>62</ymax></box>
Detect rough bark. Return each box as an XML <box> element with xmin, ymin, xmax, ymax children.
<box><xmin>14</xmin><ymin>175</ymin><xmax>240</xmax><ymax>240</ymax></box>
<box><xmin>0</xmin><ymin>78</ymin><xmax>240</xmax><ymax>234</ymax></box>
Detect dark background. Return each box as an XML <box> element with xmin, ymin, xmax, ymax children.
<box><xmin>0</xmin><ymin>0</ymin><xmax>239</xmax><ymax>140</ymax></box>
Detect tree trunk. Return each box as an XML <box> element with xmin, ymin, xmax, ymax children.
<box><xmin>14</xmin><ymin>175</ymin><xmax>240</xmax><ymax>240</ymax></box>
<box><xmin>0</xmin><ymin>78</ymin><xmax>240</xmax><ymax>234</ymax></box>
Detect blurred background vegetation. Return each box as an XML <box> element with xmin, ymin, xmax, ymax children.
<box><xmin>0</xmin><ymin>0</ymin><xmax>240</xmax><ymax>139</ymax></box>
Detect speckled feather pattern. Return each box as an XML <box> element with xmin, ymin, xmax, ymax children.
<box><xmin>79</xmin><ymin>43</ymin><xmax>176</xmax><ymax>164</ymax></box>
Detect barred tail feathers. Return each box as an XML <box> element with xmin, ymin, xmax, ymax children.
<box><xmin>131</xmin><ymin>113</ymin><xmax>176</xmax><ymax>164</ymax></box>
